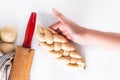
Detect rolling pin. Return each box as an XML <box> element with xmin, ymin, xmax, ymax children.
<box><xmin>9</xmin><ymin>12</ymin><xmax>37</xmax><ymax>80</ymax></box>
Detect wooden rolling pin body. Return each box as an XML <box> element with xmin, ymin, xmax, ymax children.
<box><xmin>9</xmin><ymin>46</ymin><xmax>34</xmax><ymax>80</ymax></box>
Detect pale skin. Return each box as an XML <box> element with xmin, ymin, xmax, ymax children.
<box><xmin>50</xmin><ymin>8</ymin><xmax>120</xmax><ymax>52</ymax></box>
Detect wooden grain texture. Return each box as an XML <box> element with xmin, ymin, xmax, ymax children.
<box><xmin>9</xmin><ymin>46</ymin><xmax>35</xmax><ymax>80</ymax></box>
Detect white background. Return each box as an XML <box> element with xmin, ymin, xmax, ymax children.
<box><xmin>0</xmin><ymin>0</ymin><xmax>120</xmax><ymax>80</ymax></box>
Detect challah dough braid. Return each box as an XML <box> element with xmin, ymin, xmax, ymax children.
<box><xmin>36</xmin><ymin>25</ymin><xmax>85</xmax><ymax>69</ymax></box>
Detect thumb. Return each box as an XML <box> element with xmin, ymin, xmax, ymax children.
<box><xmin>52</xmin><ymin>8</ymin><xmax>66</xmax><ymax>23</ymax></box>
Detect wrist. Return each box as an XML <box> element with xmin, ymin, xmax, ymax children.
<box><xmin>80</xmin><ymin>28</ymin><xmax>104</xmax><ymax>45</ymax></box>
<box><xmin>73</xmin><ymin>27</ymin><xmax>100</xmax><ymax>45</ymax></box>
<box><xmin>73</xmin><ymin>27</ymin><xmax>89</xmax><ymax>45</ymax></box>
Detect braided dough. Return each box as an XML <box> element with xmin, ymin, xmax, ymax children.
<box><xmin>36</xmin><ymin>25</ymin><xmax>85</xmax><ymax>69</ymax></box>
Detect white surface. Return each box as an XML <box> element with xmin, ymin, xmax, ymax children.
<box><xmin>0</xmin><ymin>0</ymin><xmax>120</xmax><ymax>80</ymax></box>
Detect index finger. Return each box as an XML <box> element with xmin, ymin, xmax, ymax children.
<box><xmin>49</xmin><ymin>21</ymin><xmax>61</xmax><ymax>30</ymax></box>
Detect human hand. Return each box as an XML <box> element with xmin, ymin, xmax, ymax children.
<box><xmin>50</xmin><ymin>8</ymin><xmax>120</xmax><ymax>52</ymax></box>
<box><xmin>50</xmin><ymin>8</ymin><xmax>86</xmax><ymax>44</ymax></box>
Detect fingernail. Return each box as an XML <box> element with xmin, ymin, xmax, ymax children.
<box><xmin>53</xmin><ymin>26</ymin><xmax>58</xmax><ymax>30</ymax></box>
<box><xmin>53</xmin><ymin>8</ymin><xmax>59</xmax><ymax>14</ymax></box>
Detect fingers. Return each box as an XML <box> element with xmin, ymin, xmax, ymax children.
<box><xmin>49</xmin><ymin>21</ymin><xmax>61</xmax><ymax>30</ymax></box>
<box><xmin>52</xmin><ymin>8</ymin><xmax>66</xmax><ymax>23</ymax></box>
<box><xmin>49</xmin><ymin>21</ymin><xmax>62</xmax><ymax>34</ymax></box>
